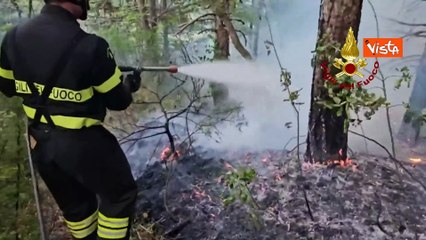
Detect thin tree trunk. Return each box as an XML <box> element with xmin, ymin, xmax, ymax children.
<box><xmin>397</xmin><ymin>42</ymin><xmax>426</xmax><ymax>146</ymax></box>
<box><xmin>149</xmin><ymin>0</ymin><xmax>157</xmax><ymax>28</ymax></box>
<box><xmin>214</xmin><ymin>15</ymin><xmax>230</xmax><ymax>60</ymax></box>
<box><xmin>162</xmin><ymin>0</ymin><xmax>170</xmax><ymax>62</ymax></box>
<box><xmin>209</xmin><ymin>1</ymin><xmax>231</xmax><ymax>106</ymax></box>
<box><xmin>136</xmin><ymin>0</ymin><xmax>150</xmax><ymax>29</ymax></box>
<box><xmin>306</xmin><ymin>0</ymin><xmax>363</xmax><ymax>163</ymax></box>
<box><xmin>28</xmin><ymin>0</ymin><xmax>33</xmax><ymax>18</ymax></box>
<box><xmin>222</xmin><ymin>16</ymin><xmax>252</xmax><ymax>60</ymax></box>
<box><xmin>251</xmin><ymin>0</ymin><xmax>260</xmax><ymax>58</ymax></box>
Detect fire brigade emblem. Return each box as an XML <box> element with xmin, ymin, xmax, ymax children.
<box><xmin>333</xmin><ymin>27</ymin><xmax>367</xmax><ymax>78</ymax></box>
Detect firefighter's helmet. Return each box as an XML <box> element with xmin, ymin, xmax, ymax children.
<box><xmin>45</xmin><ymin>0</ymin><xmax>90</xmax><ymax>20</ymax></box>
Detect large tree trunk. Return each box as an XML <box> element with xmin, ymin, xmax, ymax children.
<box><xmin>397</xmin><ymin>43</ymin><xmax>426</xmax><ymax>146</ymax></box>
<box><xmin>305</xmin><ymin>0</ymin><xmax>363</xmax><ymax>163</ymax></box>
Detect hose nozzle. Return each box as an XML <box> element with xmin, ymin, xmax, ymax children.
<box><xmin>119</xmin><ymin>65</ymin><xmax>179</xmax><ymax>73</ymax></box>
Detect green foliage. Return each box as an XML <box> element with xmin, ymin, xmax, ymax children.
<box><xmin>223</xmin><ymin>166</ymin><xmax>256</xmax><ymax>206</ymax></box>
<box><xmin>311</xmin><ymin>31</ymin><xmax>341</xmax><ymax>66</ymax></box>
<box><xmin>394</xmin><ymin>66</ymin><xmax>412</xmax><ymax>89</ymax></box>
<box><xmin>222</xmin><ymin>166</ymin><xmax>261</xmax><ymax>228</ymax></box>
<box><xmin>317</xmin><ymin>73</ymin><xmax>388</xmax><ymax>133</ymax></box>
<box><xmin>402</xmin><ymin>107</ymin><xmax>426</xmax><ymax>129</ymax></box>
<box><xmin>0</xmin><ymin>94</ymin><xmax>40</xmax><ymax>239</ymax></box>
<box><xmin>311</xmin><ymin>38</ymin><xmax>411</xmax><ymax>133</ymax></box>
<box><xmin>280</xmin><ymin>68</ymin><xmax>304</xmax><ymax>106</ymax></box>
<box><xmin>223</xmin><ymin>167</ymin><xmax>256</xmax><ymax>205</ymax></box>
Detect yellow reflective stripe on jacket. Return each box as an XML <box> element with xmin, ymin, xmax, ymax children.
<box><xmin>22</xmin><ymin>104</ymin><xmax>101</xmax><ymax>129</ymax></box>
<box><xmin>0</xmin><ymin>67</ymin><xmax>15</xmax><ymax>80</ymax></box>
<box><xmin>93</xmin><ymin>67</ymin><xmax>121</xmax><ymax>93</ymax></box>
<box><xmin>65</xmin><ymin>210</ymin><xmax>98</xmax><ymax>238</ymax></box>
<box><xmin>97</xmin><ymin>225</ymin><xmax>128</xmax><ymax>239</ymax></box>
<box><xmin>15</xmin><ymin>80</ymin><xmax>94</xmax><ymax>103</ymax></box>
<box><xmin>65</xmin><ymin>210</ymin><xmax>98</xmax><ymax>230</ymax></box>
<box><xmin>98</xmin><ymin>212</ymin><xmax>129</xmax><ymax>229</ymax></box>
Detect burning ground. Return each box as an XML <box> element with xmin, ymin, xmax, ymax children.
<box><xmin>123</xmin><ymin>129</ymin><xmax>426</xmax><ymax>240</ymax></box>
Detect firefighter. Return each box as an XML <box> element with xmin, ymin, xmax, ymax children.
<box><xmin>0</xmin><ymin>0</ymin><xmax>140</xmax><ymax>239</ymax></box>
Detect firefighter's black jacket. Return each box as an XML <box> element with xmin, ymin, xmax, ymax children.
<box><xmin>0</xmin><ymin>4</ymin><xmax>132</xmax><ymax>129</ymax></box>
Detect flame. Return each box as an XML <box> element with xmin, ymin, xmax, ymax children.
<box><xmin>325</xmin><ymin>158</ymin><xmax>353</xmax><ymax>167</ymax></box>
<box><xmin>224</xmin><ymin>162</ymin><xmax>234</xmax><ymax>170</ymax></box>
<box><xmin>274</xmin><ymin>172</ymin><xmax>282</xmax><ymax>181</ymax></box>
<box><xmin>301</xmin><ymin>150</ymin><xmax>355</xmax><ymax>172</ymax></box>
<box><xmin>320</xmin><ymin>149</ymin><xmax>353</xmax><ymax>167</ymax></box>
<box><xmin>261</xmin><ymin>157</ymin><xmax>268</xmax><ymax>163</ymax></box>
<box><xmin>340</xmin><ymin>27</ymin><xmax>359</xmax><ymax>61</ymax></box>
<box><xmin>191</xmin><ymin>186</ymin><xmax>211</xmax><ymax>201</ymax></box>
<box><xmin>160</xmin><ymin>147</ymin><xmax>181</xmax><ymax>161</ymax></box>
<box><xmin>410</xmin><ymin>158</ymin><xmax>421</xmax><ymax>163</ymax></box>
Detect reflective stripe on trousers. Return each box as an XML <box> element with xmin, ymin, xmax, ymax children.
<box><xmin>65</xmin><ymin>210</ymin><xmax>98</xmax><ymax>239</ymax></box>
<box><xmin>97</xmin><ymin>213</ymin><xmax>129</xmax><ymax>239</ymax></box>
<box><xmin>65</xmin><ymin>211</ymin><xmax>130</xmax><ymax>239</ymax></box>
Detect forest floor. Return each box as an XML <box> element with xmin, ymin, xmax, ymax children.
<box><xmin>131</xmin><ymin>141</ymin><xmax>426</xmax><ymax>240</ymax></box>
<box><xmin>41</xmin><ymin>140</ymin><xmax>426</xmax><ymax>240</ymax></box>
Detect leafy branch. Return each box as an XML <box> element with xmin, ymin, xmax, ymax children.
<box><xmin>222</xmin><ymin>165</ymin><xmax>261</xmax><ymax>228</ymax></box>
<box><xmin>263</xmin><ymin>2</ymin><xmax>314</xmax><ymax>222</ymax></box>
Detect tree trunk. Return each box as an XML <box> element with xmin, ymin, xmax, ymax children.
<box><xmin>162</xmin><ymin>0</ymin><xmax>170</xmax><ymax>62</ymax></box>
<box><xmin>251</xmin><ymin>0</ymin><xmax>260</xmax><ymax>58</ymax></box>
<box><xmin>397</xmin><ymin>42</ymin><xmax>426</xmax><ymax>146</ymax></box>
<box><xmin>214</xmin><ymin>15</ymin><xmax>230</xmax><ymax>60</ymax></box>
<box><xmin>305</xmin><ymin>0</ymin><xmax>363</xmax><ymax>163</ymax></box>
<box><xmin>149</xmin><ymin>0</ymin><xmax>157</xmax><ymax>28</ymax></box>
<box><xmin>222</xmin><ymin>16</ymin><xmax>253</xmax><ymax>60</ymax></box>
<box><xmin>209</xmin><ymin>1</ymin><xmax>231</xmax><ymax>106</ymax></box>
<box><xmin>136</xmin><ymin>0</ymin><xmax>150</xmax><ymax>29</ymax></box>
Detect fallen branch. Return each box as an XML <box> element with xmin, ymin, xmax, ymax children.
<box><xmin>349</xmin><ymin>130</ymin><xmax>426</xmax><ymax>191</ymax></box>
<box><xmin>287</xmin><ymin>141</ymin><xmax>307</xmax><ymax>155</ymax></box>
<box><xmin>374</xmin><ymin>192</ymin><xmax>392</xmax><ymax>237</ymax></box>
<box><xmin>302</xmin><ymin>185</ymin><xmax>314</xmax><ymax>221</ymax></box>
<box><xmin>283</xmin><ymin>135</ymin><xmax>306</xmax><ymax>151</ymax></box>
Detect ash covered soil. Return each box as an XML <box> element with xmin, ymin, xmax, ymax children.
<box><xmin>133</xmin><ymin>148</ymin><xmax>426</xmax><ymax>240</ymax></box>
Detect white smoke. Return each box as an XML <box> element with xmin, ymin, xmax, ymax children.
<box><xmin>181</xmin><ymin>0</ymin><xmax>426</xmax><ymax>156</ymax></box>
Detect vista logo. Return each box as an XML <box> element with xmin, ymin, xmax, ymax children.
<box><xmin>363</xmin><ymin>38</ymin><xmax>403</xmax><ymax>58</ymax></box>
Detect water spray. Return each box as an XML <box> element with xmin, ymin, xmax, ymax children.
<box><xmin>119</xmin><ymin>65</ymin><xmax>179</xmax><ymax>74</ymax></box>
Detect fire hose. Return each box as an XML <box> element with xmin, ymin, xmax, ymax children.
<box><xmin>26</xmin><ymin>65</ymin><xmax>178</xmax><ymax>240</ymax></box>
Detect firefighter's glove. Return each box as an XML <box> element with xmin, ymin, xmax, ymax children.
<box><xmin>124</xmin><ymin>72</ymin><xmax>142</xmax><ymax>93</ymax></box>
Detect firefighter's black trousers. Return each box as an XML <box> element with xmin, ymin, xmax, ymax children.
<box><xmin>29</xmin><ymin>124</ymin><xmax>138</xmax><ymax>240</ymax></box>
